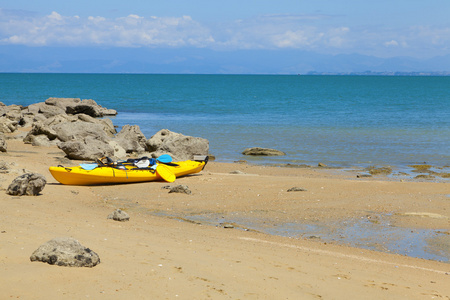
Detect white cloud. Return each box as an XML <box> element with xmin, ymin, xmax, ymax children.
<box><xmin>0</xmin><ymin>9</ymin><xmax>449</xmax><ymax>58</ymax></box>
<box><xmin>0</xmin><ymin>9</ymin><xmax>214</xmax><ymax>48</ymax></box>
<box><xmin>384</xmin><ymin>40</ymin><xmax>399</xmax><ymax>47</ymax></box>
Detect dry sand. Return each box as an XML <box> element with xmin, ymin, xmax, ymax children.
<box><xmin>1</xmin><ymin>138</ymin><xmax>449</xmax><ymax>299</ymax></box>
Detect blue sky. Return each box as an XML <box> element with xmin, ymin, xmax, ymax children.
<box><xmin>1</xmin><ymin>1</ymin><xmax>450</xmax><ymax>73</ymax></box>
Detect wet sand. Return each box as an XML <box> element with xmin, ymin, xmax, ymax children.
<box><xmin>1</xmin><ymin>138</ymin><xmax>449</xmax><ymax>299</ymax></box>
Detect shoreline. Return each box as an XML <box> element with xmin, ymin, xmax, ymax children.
<box><xmin>219</xmin><ymin>159</ymin><xmax>450</xmax><ymax>184</ymax></box>
<box><xmin>1</xmin><ymin>134</ymin><xmax>450</xmax><ymax>298</ymax></box>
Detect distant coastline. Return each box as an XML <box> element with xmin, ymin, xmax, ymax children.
<box><xmin>1</xmin><ymin>71</ymin><xmax>450</xmax><ymax>76</ymax></box>
<box><xmin>304</xmin><ymin>71</ymin><xmax>450</xmax><ymax>76</ymax></box>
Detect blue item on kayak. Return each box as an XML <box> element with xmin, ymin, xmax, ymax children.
<box><xmin>80</xmin><ymin>163</ymin><xmax>98</xmax><ymax>170</ymax></box>
<box><xmin>157</xmin><ymin>154</ymin><xmax>173</xmax><ymax>163</ymax></box>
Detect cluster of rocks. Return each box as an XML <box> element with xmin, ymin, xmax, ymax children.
<box><xmin>0</xmin><ymin>98</ymin><xmax>209</xmax><ymax>161</ymax></box>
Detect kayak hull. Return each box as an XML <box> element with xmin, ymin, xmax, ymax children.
<box><xmin>49</xmin><ymin>160</ymin><xmax>206</xmax><ymax>186</ymax></box>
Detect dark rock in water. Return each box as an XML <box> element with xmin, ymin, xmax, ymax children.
<box><xmin>30</xmin><ymin>237</ymin><xmax>100</xmax><ymax>267</ymax></box>
<box><xmin>234</xmin><ymin>160</ymin><xmax>247</xmax><ymax>164</ymax></box>
<box><xmin>242</xmin><ymin>147</ymin><xmax>285</xmax><ymax>156</ymax></box>
<box><xmin>287</xmin><ymin>187</ymin><xmax>307</xmax><ymax>192</ymax></box>
<box><xmin>414</xmin><ymin>174</ymin><xmax>435</xmax><ymax>179</ymax></box>
<box><xmin>6</xmin><ymin>173</ymin><xmax>46</xmax><ymax>196</ymax></box>
<box><xmin>366</xmin><ymin>166</ymin><xmax>392</xmax><ymax>175</ymax></box>
<box><xmin>168</xmin><ymin>185</ymin><xmax>192</xmax><ymax>194</ymax></box>
<box><xmin>146</xmin><ymin>129</ymin><xmax>209</xmax><ymax>161</ymax></box>
<box><xmin>357</xmin><ymin>174</ymin><xmax>372</xmax><ymax>178</ymax></box>
<box><xmin>0</xmin><ymin>133</ymin><xmax>6</xmax><ymax>152</ymax></box>
<box><xmin>107</xmin><ymin>209</ymin><xmax>130</xmax><ymax>222</ymax></box>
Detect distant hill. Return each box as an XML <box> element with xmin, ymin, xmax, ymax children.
<box><xmin>1</xmin><ymin>45</ymin><xmax>449</xmax><ymax>74</ymax></box>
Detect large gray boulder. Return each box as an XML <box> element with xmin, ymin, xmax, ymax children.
<box><xmin>23</xmin><ymin>122</ymin><xmax>59</xmax><ymax>144</ymax></box>
<box><xmin>2</xmin><ymin>105</ymin><xmax>25</xmax><ymax>125</ymax></box>
<box><xmin>0</xmin><ymin>116</ymin><xmax>18</xmax><ymax>133</ymax></box>
<box><xmin>0</xmin><ymin>133</ymin><xmax>6</xmax><ymax>152</ymax></box>
<box><xmin>242</xmin><ymin>147</ymin><xmax>286</xmax><ymax>156</ymax></box>
<box><xmin>114</xmin><ymin>125</ymin><xmax>147</xmax><ymax>153</ymax></box>
<box><xmin>58</xmin><ymin>136</ymin><xmax>114</xmax><ymax>160</ymax></box>
<box><xmin>25</xmin><ymin>134</ymin><xmax>58</xmax><ymax>147</ymax></box>
<box><xmin>52</xmin><ymin>121</ymin><xmax>111</xmax><ymax>142</ymax></box>
<box><xmin>23</xmin><ymin>112</ymin><xmax>116</xmax><ymax>160</ymax></box>
<box><xmin>77</xmin><ymin>114</ymin><xmax>116</xmax><ymax>136</ymax></box>
<box><xmin>25</xmin><ymin>98</ymin><xmax>116</xmax><ymax>120</ymax></box>
<box><xmin>0</xmin><ymin>104</ymin><xmax>28</xmax><ymax>130</ymax></box>
<box><xmin>146</xmin><ymin>129</ymin><xmax>209</xmax><ymax>161</ymax></box>
<box><xmin>44</xmin><ymin>97</ymin><xmax>81</xmax><ymax>110</ymax></box>
<box><xmin>6</xmin><ymin>173</ymin><xmax>47</xmax><ymax>196</ymax></box>
<box><xmin>65</xmin><ymin>99</ymin><xmax>117</xmax><ymax>117</ymax></box>
<box><xmin>26</xmin><ymin>102</ymin><xmax>65</xmax><ymax>118</ymax></box>
<box><xmin>30</xmin><ymin>237</ymin><xmax>100</xmax><ymax>267</ymax></box>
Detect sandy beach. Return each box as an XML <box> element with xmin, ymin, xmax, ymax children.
<box><xmin>1</xmin><ymin>136</ymin><xmax>449</xmax><ymax>299</ymax></box>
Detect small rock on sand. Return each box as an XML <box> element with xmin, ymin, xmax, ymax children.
<box><xmin>30</xmin><ymin>237</ymin><xmax>100</xmax><ymax>267</ymax></box>
<box><xmin>287</xmin><ymin>187</ymin><xmax>308</xmax><ymax>192</ymax></box>
<box><xmin>107</xmin><ymin>209</ymin><xmax>130</xmax><ymax>221</ymax></box>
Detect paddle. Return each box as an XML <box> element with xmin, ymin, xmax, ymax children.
<box><xmin>156</xmin><ymin>154</ymin><xmax>173</xmax><ymax>163</ymax></box>
<box><xmin>156</xmin><ymin>164</ymin><xmax>176</xmax><ymax>182</ymax></box>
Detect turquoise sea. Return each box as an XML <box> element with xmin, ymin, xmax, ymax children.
<box><xmin>1</xmin><ymin>73</ymin><xmax>449</xmax><ymax>169</ymax></box>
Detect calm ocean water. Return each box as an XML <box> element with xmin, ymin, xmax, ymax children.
<box><xmin>1</xmin><ymin>73</ymin><xmax>449</xmax><ymax>168</ymax></box>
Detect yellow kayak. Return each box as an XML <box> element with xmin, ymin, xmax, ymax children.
<box><xmin>49</xmin><ymin>158</ymin><xmax>207</xmax><ymax>186</ymax></box>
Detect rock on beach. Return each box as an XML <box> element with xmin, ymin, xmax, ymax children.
<box><xmin>107</xmin><ymin>209</ymin><xmax>130</xmax><ymax>221</ymax></box>
<box><xmin>6</xmin><ymin>173</ymin><xmax>46</xmax><ymax>196</ymax></box>
<box><xmin>30</xmin><ymin>237</ymin><xmax>100</xmax><ymax>267</ymax></box>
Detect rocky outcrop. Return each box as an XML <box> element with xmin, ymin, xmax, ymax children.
<box><xmin>114</xmin><ymin>125</ymin><xmax>147</xmax><ymax>153</ymax></box>
<box><xmin>77</xmin><ymin>114</ymin><xmax>116</xmax><ymax>137</ymax></box>
<box><xmin>0</xmin><ymin>104</ymin><xmax>30</xmax><ymax>132</ymax></box>
<box><xmin>44</xmin><ymin>97</ymin><xmax>117</xmax><ymax>117</ymax></box>
<box><xmin>0</xmin><ymin>117</ymin><xmax>19</xmax><ymax>133</ymax></box>
<box><xmin>3</xmin><ymin>99</ymin><xmax>210</xmax><ymax>162</ymax></box>
<box><xmin>6</xmin><ymin>173</ymin><xmax>47</xmax><ymax>196</ymax></box>
<box><xmin>27</xmin><ymin>102</ymin><xmax>66</xmax><ymax>118</ymax></box>
<box><xmin>58</xmin><ymin>136</ymin><xmax>114</xmax><ymax>160</ymax></box>
<box><xmin>65</xmin><ymin>99</ymin><xmax>117</xmax><ymax>117</ymax></box>
<box><xmin>108</xmin><ymin>140</ymin><xmax>127</xmax><ymax>159</ymax></box>
<box><xmin>242</xmin><ymin>147</ymin><xmax>286</xmax><ymax>156</ymax></box>
<box><xmin>0</xmin><ymin>133</ymin><xmax>6</xmax><ymax>152</ymax></box>
<box><xmin>30</xmin><ymin>237</ymin><xmax>100</xmax><ymax>267</ymax></box>
<box><xmin>52</xmin><ymin>120</ymin><xmax>111</xmax><ymax>142</ymax></box>
<box><xmin>146</xmin><ymin>129</ymin><xmax>209</xmax><ymax>161</ymax></box>
<box><xmin>44</xmin><ymin>97</ymin><xmax>81</xmax><ymax>110</ymax></box>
